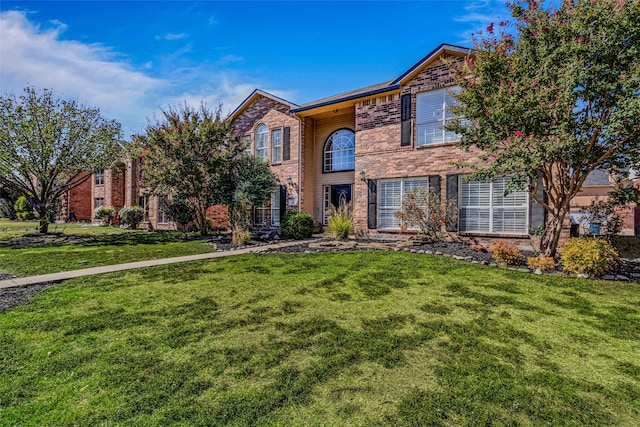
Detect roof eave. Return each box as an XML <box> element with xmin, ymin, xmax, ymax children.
<box><xmin>291</xmin><ymin>84</ymin><xmax>400</xmax><ymax>114</ymax></box>
<box><xmin>391</xmin><ymin>43</ymin><xmax>473</xmax><ymax>86</ymax></box>
<box><xmin>228</xmin><ymin>89</ymin><xmax>299</xmax><ymax>121</ymax></box>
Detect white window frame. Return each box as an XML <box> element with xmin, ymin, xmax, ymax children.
<box><xmin>94</xmin><ymin>197</ymin><xmax>104</xmax><ymax>209</ymax></box>
<box><xmin>94</xmin><ymin>170</ymin><xmax>104</xmax><ymax>185</ymax></box>
<box><xmin>255</xmin><ymin>124</ymin><xmax>268</xmax><ymax>160</ymax></box>
<box><xmin>323</xmin><ymin>129</ymin><xmax>355</xmax><ymax>172</ymax></box>
<box><xmin>138</xmin><ymin>196</ymin><xmax>149</xmax><ymax>221</ymax></box>
<box><xmin>158</xmin><ymin>195</ymin><xmax>168</xmax><ymax>224</ymax></box>
<box><xmin>271</xmin><ymin>129</ymin><xmax>282</xmax><ymax>163</ymax></box>
<box><xmin>270</xmin><ymin>191</ymin><xmax>280</xmax><ymax>226</ymax></box>
<box><xmin>377</xmin><ymin>177</ymin><xmax>429</xmax><ymax>230</ymax></box>
<box><xmin>459</xmin><ymin>176</ymin><xmax>529</xmax><ymax>234</ymax></box>
<box><xmin>416</xmin><ymin>87</ymin><xmax>462</xmax><ymax>146</ymax></box>
<box><xmin>254</xmin><ymin>202</ymin><xmax>268</xmax><ymax>226</ymax></box>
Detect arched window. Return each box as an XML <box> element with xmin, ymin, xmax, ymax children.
<box><xmin>323</xmin><ymin>129</ymin><xmax>355</xmax><ymax>172</ymax></box>
<box><xmin>255</xmin><ymin>124</ymin><xmax>268</xmax><ymax>160</ymax></box>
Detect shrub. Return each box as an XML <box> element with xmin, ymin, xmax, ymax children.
<box><xmin>489</xmin><ymin>240</ymin><xmax>523</xmax><ymax>266</ymax></box>
<box><xmin>119</xmin><ymin>206</ymin><xmax>145</xmax><ymax>230</ymax></box>
<box><xmin>93</xmin><ymin>206</ymin><xmax>115</xmax><ymax>226</ymax></box>
<box><xmin>561</xmin><ymin>237</ymin><xmax>620</xmax><ymax>277</ymax></box>
<box><xmin>14</xmin><ymin>195</ymin><xmax>37</xmax><ymax>220</ymax></box>
<box><xmin>394</xmin><ymin>187</ymin><xmax>459</xmax><ymax>240</ymax></box>
<box><xmin>232</xmin><ymin>226</ymin><xmax>251</xmax><ymax>245</ymax></box>
<box><xmin>164</xmin><ymin>198</ymin><xmax>195</xmax><ymax>232</ymax></box>
<box><xmin>280</xmin><ymin>211</ymin><xmax>314</xmax><ymax>240</ymax></box>
<box><xmin>526</xmin><ymin>256</ymin><xmax>555</xmax><ymax>272</ymax></box>
<box><xmin>325</xmin><ymin>203</ymin><xmax>354</xmax><ymax>240</ymax></box>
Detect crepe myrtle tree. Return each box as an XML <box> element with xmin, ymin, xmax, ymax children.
<box><xmin>448</xmin><ymin>0</ymin><xmax>640</xmax><ymax>257</ymax></box>
<box><xmin>0</xmin><ymin>87</ymin><xmax>122</xmax><ymax>233</ymax></box>
<box><xmin>137</xmin><ymin>103</ymin><xmax>246</xmax><ymax>235</ymax></box>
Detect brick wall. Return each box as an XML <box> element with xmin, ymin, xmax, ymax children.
<box><xmin>231</xmin><ymin>96</ymin><xmax>292</xmax><ymax>136</ymax></box>
<box><xmin>66</xmin><ymin>173</ymin><xmax>92</xmax><ymax>221</ymax></box>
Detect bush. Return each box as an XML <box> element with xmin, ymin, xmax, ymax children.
<box><xmin>394</xmin><ymin>187</ymin><xmax>458</xmax><ymax>240</ymax></box>
<box><xmin>232</xmin><ymin>226</ymin><xmax>251</xmax><ymax>245</ymax></box>
<box><xmin>93</xmin><ymin>206</ymin><xmax>115</xmax><ymax>226</ymax></box>
<box><xmin>561</xmin><ymin>237</ymin><xmax>620</xmax><ymax>277</ymax></box>
<box><xmin>489</xmin><ymin>240</ymin><xmax>523</xmax><ymax>266</ymax></box>
<box><xmin>325</xmin><ymin>203</ymin><xmax>354</xmax><ymax>240</ymax></box>
<box><xmin>14</xmin><ymin>195</ymin><xmax>37</xmax><ymax>220</ymax></box>
<box><xmin>119</xmin><ymin>206</ymin><xmax>145</xmax><ymax>230</ymax></box>
<box><xmin>526</xmin><ymin>256</ymin><xmax>555</xmax><ymax>272</ymax></box>
<box><xmin>164</xmin><ymin>198</ymin><xmax>195</xmax><ymax>232</ymax></box>
<box><xmin>280</xmin><ymin>211</ymin><xmax>314</xmax><ymax>240</ymax></box>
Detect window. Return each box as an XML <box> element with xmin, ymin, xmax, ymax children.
<box><xmin>158</xmin><ymin>195</ymin><xmax>168</xmax><ymax>223</ymax></box>
<box><xmin>94</xmin><ymin>197</ymin><xmax>104</xmax><ymax>209</ymax></box>
<box><xmin>459</xmin><ymin>176</ymin><xmax>528</xmax><ymax>234</ymax></box>
<box><xmin>138</xmin><ymin>196</ymin><xmax>149</xmax><ymax>221</ymax></box>
<box><xmin>94</xmin><ymin>170</ymin><xmax>104</xmax><ymax>185</ymax></box>
<box><xmin>255</xmin><ymin>124</ymin><xmax>268</xmax><ymax>160</ymax></box>
<box><xmin>416</xmin><ymin>87</ymin><xmax>462</xmax><ymax>146</ymax></box>
<box><xmin>242</xmin><ymin>135</ymin><xmax>251</xmax><ymax>154</ymax></box>
<box><xmin>378</xmin><ymin>177</ymin><xmax>429</xmax><ymax>229</ymax></box>
<box><xmin>324</xmin><ymin>129</ymin><xmax>355</xmax><ymax>172</ymax></box>
<box><xmin>254</xmin><ymin>202</ymin><xmax>268</xmax><ymax>226</ymax></box>
<box><xmin>271</xmin><ymin>129</ymin><xmax>282</xmax><ymax>163</ymax></box>
<box><xmin>271</xmin><ymin>191</ymin><xmax>280</xmax><ymax>226</ymax></box>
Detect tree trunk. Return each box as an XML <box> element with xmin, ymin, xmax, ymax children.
<box><xmin>38</xmin><ymin>207</ymin><xmax>49</xmax><ymax>234</ymax></box>
<box><xmin>541</xmin><ymin>206</ymin><xmax>569</xmax><ymax>258</ymax></box>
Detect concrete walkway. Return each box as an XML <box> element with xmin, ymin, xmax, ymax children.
<box><xmin>0</xmin><ymin>239</ymin><xmax>312</xmax><ymax>290</ymax></box>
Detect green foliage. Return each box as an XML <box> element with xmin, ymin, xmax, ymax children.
<box><xmin>163</xmin><ymin>198</ymin><xmax>195</xmax><ymax>232</ymax></box>
<box><xmin>13</xmin><ymin>195</ymin><xmax>37</xmax><ymax>220</ymax></box>
<box><xmin>93</xmin><ymin>206</ymin><xmax>115</xmax><ymax>226</ymax></box>
<box><xmin>138</xmin><ymin>103</ymin><xmax>254</xmax><ymax>235</ymax></box>
<box><xmin>448</xmin><ymin>0</ymin><xmax>640</xmax><ymax>257</ymax></box>
<box><xmin>119</xmin><ymin>206</ymin><xmax>145</xmax><ymax>230</ymax></box>
<box><xmin>325</xmin><ymin>203</ymin><xmax>354</xmax><ymax>240</ymax></box>
<box><xmin>0</xmin><ymin>198</ymin><xmax>14</xmax><ymax>219</ymax></box>
<box><xmin>0</xmin><ymin>87</ymin><xmax>121</xmax><ymax>233</ymax></box>
<box><xmin>280</xmin><ymin>211</ymin><xmax>314</xmax><ymax>240</ymax></box>
<box><xmin>561</xmin><ymin>237</ymin><xmax>620</xmax><ymax>277</ymax></box>
<box><xmin>489</xmin><ymin>240</ymin><xmax>523</xmax><ymax>266</ymax></box>
<box><xmin>394</xmin><ymin>187</ymin><xmax>458</xmax><ymax>240</ymax></box>
<box><xmin>579</xmin><ymin>197</ymin><xmax>623</xmax><ymax>237</ymax></box>
<box><xmin>216</xmin><ymin>155</ymin><xmax>276</xmax><ymax>229</ymax></box>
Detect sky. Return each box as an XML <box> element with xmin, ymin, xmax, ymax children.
<box><xmin>0</xmin><ymin>1</ymin><xmax>511</xmax><ymax>137</ymax></box>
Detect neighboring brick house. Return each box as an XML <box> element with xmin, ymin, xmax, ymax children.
<box><xmin>230</xmin><ymin>44</ymin><xmax>546</xmax><ymax>244</ymax></box>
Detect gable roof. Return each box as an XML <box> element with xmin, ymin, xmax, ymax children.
<box><xmin>291</xmin><ymin>43</ymin><xmax>472</xmax><ymax>113</ymax></box>
<box><xmin>228</xmin><ymin>89</ymin><xmax>299</xmax><ymax>121</ymax></box>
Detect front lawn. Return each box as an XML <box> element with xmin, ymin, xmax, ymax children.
<box><xmin>0</xmin><ymin>219</ymin><xmax>139</xmax><ymax>239</ymax></box>
<box><xmin>0</xmin><ymin>232</ymin><xmax>216</xmax><ymax>277</ymax></box>
<box><xmin>1</xmin><ymin>251</ymin><xmax>638</xmax><ymax>425</ymax></box>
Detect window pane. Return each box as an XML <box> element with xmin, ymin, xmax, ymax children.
<box><xmin>324</xmin><ymin>129</ymin><xmax>355</xmax><ymax>172</ymax></box>
<box><xmin>272</xmin><ymin>130</ymin><xmax>282</xmax><ymax>163</ymax></box>
<box><xmin>271</xmin><ymin>191</ymin><xmax>280</xmax><ymax>226</ymax></box>
<box><xmin>417</xmin><ymin>122</ymin><xmax>443</xmax><ymax>146</ymax></box>
<box><xmin>256</xmin><ymin>124</ymin><xmax>268</xmax><ymax>161</ymax></box>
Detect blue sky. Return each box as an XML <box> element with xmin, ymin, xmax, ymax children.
<box><xmin>0</xmin><ymin>1</ymin><xmax>510</xmax><ymax>136</ymax></box>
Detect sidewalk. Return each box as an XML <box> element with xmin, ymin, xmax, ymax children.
<box><xmin>0</xmin><ymin>239</ymin><xmax>311</xmax><ymax>290</ymax></box>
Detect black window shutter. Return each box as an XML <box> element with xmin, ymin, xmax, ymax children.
<box><xmin>429</xmin><ymin>175</ymin><xmax>441</xmax><ymax>194</ymax></box>
<box><xmin>529</xmin><ymin>176</ymin><xmax>545</xmax><ymax>232</ymax></box>
<box><xmin>401</xmin><ymin>94</ymin><xmax>411</xmax><ymax>147</ymax></box>
<box><xmin>446</xmin><ymin>174</ymin><xmax>459</xmax><ymax>232</ymax></box>
<box><xmin>367</xmin><ymin>179</ymin><xmax>377</xmax><ymax>229</ymax></box>
<box><xmin>279</xmin><ymin>185</ymin><xmax>287</xmax><ymax>216</ymax></box>
<box><xmin>283</xmin><ymin>127</ymin><xmax>290</xmax><ymax>161</ymax></box>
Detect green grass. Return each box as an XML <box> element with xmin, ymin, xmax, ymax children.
<box><xmin>0</xmin><ymin>232</ymin><xmax>216</xmax><ymax>277</ymax></box>
<box><xmin>1</xmin><ymin>251</ymin><xmax>639</xmax><ymax>425</ymax></box>
<box><xmin>0</xmin><ymin>219</ymin><xmax>141</xmax><ymax>239</ymax></box>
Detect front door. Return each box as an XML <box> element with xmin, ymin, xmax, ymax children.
<box><xmin>331</xmin><ymin>184</ymin><xmax>352</xmax><ymax>208</ymax></box>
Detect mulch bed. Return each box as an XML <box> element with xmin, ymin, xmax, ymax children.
<box><xmin>2</xmin><ymin>237</ymin><xmax>639</xmax><ymax>314</ymax></box>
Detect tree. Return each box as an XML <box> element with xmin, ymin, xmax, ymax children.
<box><xmin>214</xmin><ymin>154</ymin><xmax>276</xmax><ymax>230</ymax></box>
<box><xmin>448</xmin><ymin>0</ymin><xmax>640</xmax><ymax>257</ymax></box>
<box><xmin>139</xmin><ymin>103</ymin><xmax>273</xmax><ymax>235</ymax></box>
<box><xmin>0</xmin><ymin>87</ymin><xmax>122</xmax><ymax>233</ymax></box>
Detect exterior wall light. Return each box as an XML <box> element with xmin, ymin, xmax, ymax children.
<box><xmin>359</xmin><ymin>170</ymin><xmax>366</xmax><ymax>182</ymax></box>
<box><xmin>286</xmin><ymin>176</ymin><xmax>293</xmax><ymax>186</ymax></box>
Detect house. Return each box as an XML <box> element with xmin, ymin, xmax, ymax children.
<box><xmin>229</xmin><ymin>43</ymin><xmax>545</xmax><ymax>245</ymax></box>
<box><xmin>90</xmin><ymin>42</ymin><xmax>638</xmax><ymax>240</ymax></box>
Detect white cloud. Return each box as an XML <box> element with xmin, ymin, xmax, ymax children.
<box><xmin>155</xmin><ymin>32</ymin><xmax>188</xmax><ymax>41</ymax></box>
<box><xmin>0</xmin><ymin>11</ymin><xmax>164</xmax><ymax>134</ymax></box>
<box><xmin>0</xmin><ymin>10</ymin><xmax>291</xmax><ymax>136</ymax></box>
